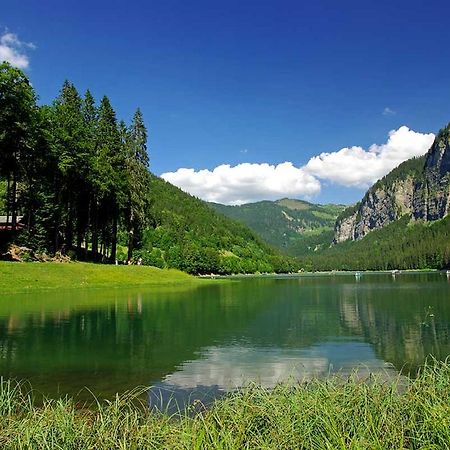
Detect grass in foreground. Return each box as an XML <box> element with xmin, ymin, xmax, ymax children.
<box><xmin>0</xmin><ymin>361</ymin><xmax>449</xmax><ymax>449</ymax></box>
<box><xmin>0</xmin><ymin>261</ymin><xmax>204</xmax><ymax>293</ymax></box>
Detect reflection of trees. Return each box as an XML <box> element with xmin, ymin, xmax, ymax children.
<box><xmin>0</xmin><ymin>275</ymin><xmax>448</xmax><ymax>399</ymax></box>
<box><xmin>335</xmin><ymin>275</ymin><xmax>450</xmax><ymax>375</ymax></box>
<box><xmin>0</xmin><ymin>282</ymin><xmax>282</xmax><ymax>399</ymax></box>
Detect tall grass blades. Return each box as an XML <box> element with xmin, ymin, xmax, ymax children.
<box><xmin>0</xmin><ymin>361</ymin><xmax>449</xmax><ymax>449</ymax></box>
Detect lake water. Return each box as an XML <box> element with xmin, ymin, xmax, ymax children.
<box><xmin>1</xmin><ymin>273</ymin><xmax>449</xmax><ymax>409</ymax></box>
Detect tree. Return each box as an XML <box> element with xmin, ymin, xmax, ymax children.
<box><xmin>0</xmin><ymin>62</ymin><xmax>38</xmax><ymax>229</ymax></box>
<box><xmin>125</xmin><ymin>108</ymin><xmax>150</xmax><ymax>261</ymax></box>
<box><xmin>49</xmin><ymin>80</ymin><xmax>86</xmax><ymax>252</ymax></box>
<box><xmin>95</xmin><ymin>96</ymin><xmax>125</xmax><ymax>261</ymax></box>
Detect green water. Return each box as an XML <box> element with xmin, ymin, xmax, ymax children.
<box><xmin>0</xmin><ymin>273</ymin><xmax>449</xmax><ymax>404</ymax></box>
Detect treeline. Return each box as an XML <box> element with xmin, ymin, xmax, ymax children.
<box><xmin>0</xmin><ymin>62</ymin><xmax>150</xmax><ymax>261</ymax></box>
<box><xmin>303</xmin><ymin>215</ymin><xmax>450</xmax><ymax>271</ymax></box>
<box><xmin>0</xmin><ymin>62</ymin><xmax>301</xmax><ymax>274</ymax></box>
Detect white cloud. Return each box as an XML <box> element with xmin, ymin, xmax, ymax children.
<box><xmin>304</xmin><ymin>126</ymin><xmax>435</xmax><ymax>188</ymax></box>
<box><xmin>382</xmin><ymin>107</ymin><xmax>396</xmax><ymax>116</ymax></box>
<box><xmin>0</xmin><ymin>32</ymin><xmax>35</xmax><ymax>69</ymax></box>
<box><xmin>161</xmin><ymin>162</ymin><xmax>321</xmax><ymax>205</ymax></box>
<box><xmin>161</xmin><ymin>126</ymin><xmax>435</xmax><ymax>204</ymax></box>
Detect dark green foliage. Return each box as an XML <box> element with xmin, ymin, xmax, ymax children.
<box><xmin>0</xmin><ymin>64</ymin><xmax>144</xmax><ymax>262</ymax></box>
<box><xmin>210</xmin><ymin>198</ymin><xmax>345</xmax><ymax>256</ymax></box>
<box><xmin>123</xmin><ymin>109</ymin><xmax>152</xmax><ymax>260</ymax></box>
<box><xmin>304</xmin><ymin>215</ymin><xmax>450</xmax><ymax>271</ymax></box>
<box><xmin>0</xmin><ymin>62</ymin><xmax>39</xmax><ymax>229</ymax></box>
<box><xmin>140</xmin><ymin>176</ymin><xmax>296</xmax><ymax>274</ymax></box>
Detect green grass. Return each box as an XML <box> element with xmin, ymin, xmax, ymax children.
<box><xmin>0</xmin><ymin>261</ymin><xmax>206</xmax><ymax>293</ymax></box>
<box><xmin>0</xmin><ymin>361</ymin><xmax>449</xmax><ymax>449</ymax></box>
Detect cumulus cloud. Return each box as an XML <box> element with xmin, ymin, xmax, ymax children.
<box><xmin>304</xmin><ymin>126</ymin><xmax>435</xmax><ymax>188</ymax></box>
<box><xmin>161</xmin><ymin>162</ymin><xmax>321</xmax><ymax>205</ymax></box>
<box><xmin>0</xmin><ymin>32</ymin><xmax>35</xmax><ymax>69</ymax></box>
<box><xmin>161</xmin><ymin>126</ymin><xmax>435</xmax><ymax>204</ymax></box>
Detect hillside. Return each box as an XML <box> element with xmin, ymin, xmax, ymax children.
<box><xmin>303</xmin><ymin>121</ymin><xmax>450</xmax><ymax>271</ymax></box>
<box><xmin>123</xmin><ymin>176</ymin><xmax>299</xmax><ymax>274</ymax></box>
<box><xmin>334</xmin><ymin>122</ymin><xmax>450</xmax><ymax>243</ymax></box>
<box><xmin>305</xmin><ymin>215</ymin><xmax>450</xmax><ymax>271</ymax></box>
<box><xmin>210</xmin><ymin>199</ymin><xmax>345</xmax><ymax>256</ymax></box>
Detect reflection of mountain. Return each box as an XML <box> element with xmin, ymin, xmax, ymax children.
<box><xmin>343</xmin><ymin>277</ymin><xmax>450</xmax><ymax>374</ymax></box>
<box><xmin>0</xmin><ymin>274</ymin><xmax>449</xmax><ymax>400</ymax></box>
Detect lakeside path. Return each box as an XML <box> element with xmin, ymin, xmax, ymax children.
<box><xmin>0</xmin><ymin>261</ymin><xmax>214</xmax><ymax>294</ymax></box>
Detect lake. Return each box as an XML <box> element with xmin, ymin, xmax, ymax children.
<box><xmin>1</xmin><ymin>272</ymin><xmax>449</xmax><ymax>409</ymax></box>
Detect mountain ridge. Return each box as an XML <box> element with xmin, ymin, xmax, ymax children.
<box><xmin>209</xmin><ymin>198</ymin><xmax>346</xmax><ymax>256</ymax></box>
<box><xmin>334</xmin><ymin>123</ymin><xmax>450</xmax><ymax>243</ymax></box>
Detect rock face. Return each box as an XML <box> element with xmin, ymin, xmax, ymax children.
<box><xmin>334</xmin><ymin>125</ymin><xmax>450</xmax><ymax>243</ymax></box>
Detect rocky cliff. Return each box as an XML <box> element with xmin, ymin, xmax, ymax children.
<box><xmin>334</xmin><ymin>124</ymin><xmax>450</xmax><ymax>243</ymax></box>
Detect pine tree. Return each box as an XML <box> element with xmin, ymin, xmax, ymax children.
<box><xmin>0</xmin><ymin>62</ymin><xmax>38</xmax><ymax>230</ymax></box>
<box><xmin>125</xmin><ymin>108</ymin><xmax>150</xmax><ymax>261</ymax></box>
<box><xmin>95</xmin><ymin>96</ymin><xmax>125</xmax><ymax>261</ymax></box>
<box><xmin>50</xmin><ymin>80</ymin><xmax>87</xmax><ymax>252</ymax></box>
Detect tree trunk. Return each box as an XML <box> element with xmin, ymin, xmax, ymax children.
<box><xmin>92</xmin><ymin>200</ymin><xmax>99</xmax><ymax>260</ymax></box>
<box><xmin>11</xmin><ymin>170</ymin><xmax>17</xmax><ymax>231</ymax></box>
<box><xmin>84</xmin><ymin>200</ymin><xmax>91</xmax><ymax>260</ymax></box>
<box><xmin>111</xmin><ymin>211</ymin><xmax>118</xmax><ymax>263</ymax></box>
<box><xmin>127</xmin><ymin>209</ymin><xmax>134</xmax><ymax>262</ymax></box>
<box><xmin>65</xmin><ymin>199</ymin><xmax>74</xmax><ymax>249</ymax></box>
<box><xmin>6</xmin><ymin>174</ymin><xmax>11</xmax><ymax>226</ymax></box>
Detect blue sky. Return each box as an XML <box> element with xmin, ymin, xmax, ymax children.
<box><xmin>2</xmin><ymin>0</ymin><xmax>450</xmax><ymax>204</ymax></box>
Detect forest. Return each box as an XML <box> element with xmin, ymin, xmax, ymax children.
<box><xmin>302</xmin><ymin>215</ymin><xmax>450</xmax><ymax>271</ymax></box>
<box><xmin>0</xmin><ymin>62</ymin><xmax>298</xmax><ymax>274</ymax></box>
<box><xmin>0</xmin><ymin>61</ymin><xmax>151</xmax><ymax>263</ymax></box>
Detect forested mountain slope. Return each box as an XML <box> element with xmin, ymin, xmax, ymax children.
<box><xmin>334</xmin><ymin>123</ymin><xmax>450</xmax><ymax>243</ymax></box>
<box><xmin>305</xmin><ymin>215</ymin><xmax>450</xmax><ymax>271</ymax></box>
<box><xmin>130</xmin><ymin>176</ymin><xmax>298</xmax><ymax>274</ymax></box>
<box><xmin>210</xmin><ymin>199</ymin><xmax>345</xmax><ymax>256</ymax></box>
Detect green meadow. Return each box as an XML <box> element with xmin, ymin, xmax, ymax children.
<box><xmin>0</xmin><ymin>261</ymin><xmax>204</xmax><ymax>294</ymax></box>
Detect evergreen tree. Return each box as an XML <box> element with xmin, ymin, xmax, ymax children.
<box><xmin>125</xmin><ymin>108</ymin><xmax>150</xmax><ymax>260</ymax></box>
<box><xmin>95</xmin><ymin>96</ymin><xmax>125</xmax><ymax>261</ymax></box>
<box><xmin>0</xmin><ymin>62</ymin><xmax>38</xmax><ymax>230</ymax></box>
<box><xmin>50</xmin><ymin>80</ymin><xmax>87</xmax><ymax>252</ymax></box>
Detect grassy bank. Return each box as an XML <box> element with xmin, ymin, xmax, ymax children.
<box><xmin>0</xmin><ymin>362</ymin><xmax>449</xmax><ymax>449</ymax></box>
<box><xmin>0</xmin><ymin>261</ymin><xmax>205</xmax><ymax>293</ymax></box>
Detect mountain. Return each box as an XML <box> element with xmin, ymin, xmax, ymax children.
<box><xmin>209</xmin><ymin>199</ymin><xmax>346</xmax><ymax>256</ymax></box>
<box><xmin>334</xmin><ymin>123</ymin><xmax>450</xmax><ymax>243</ymax></box>
<box><xmin>126</xmin><ymin>175</ymin><xmax>299</xmax><ymax>274</ymax></box>
<box><xmin>307</xmin><ymin>214</ymin><xmax>450</xmax><ymax>271</ymax></box>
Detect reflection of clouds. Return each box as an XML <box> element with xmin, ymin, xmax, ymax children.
<box><xmin>162</xmin><ymin>342</ymin><xmax>397</xmax><ymax>390</ymax></box>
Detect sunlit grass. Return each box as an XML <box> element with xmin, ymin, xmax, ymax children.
<box><xmin>0</xmin><ymin>261</ymin><xmax>209</xmax><ymax>294</ymax></box>
<box><xmin>0</xmin><ymin>360</ymin><xmax>449</xmax><ymax>449</ymax></box>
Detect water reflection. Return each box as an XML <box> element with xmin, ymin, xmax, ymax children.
<box><xmin>0</xmin><ymin>273</ymin><xmax>449</xmax><ymax>404</ymax></box>
<box><xmin>161</xmin><ymin>342</ymin><xmax>395</xmax><ymax>389</ymax></box>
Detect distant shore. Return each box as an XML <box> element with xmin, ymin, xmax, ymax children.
<box><xmin>209</xmin><ymin>268</ymin><xmax>444</xmax><ymax>279</ymax></box>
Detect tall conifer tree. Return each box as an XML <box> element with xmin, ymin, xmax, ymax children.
<box><xmin>126</xmin><ymin>108</ymin><xmax>150</xmax><ymax>260</ymax></box>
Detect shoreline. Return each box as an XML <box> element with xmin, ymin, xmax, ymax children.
<box><xmin>0</xmin><ymin>261</ymin><xmax>214</xmax><ymax>294</ymax></box>
<box><xmin>1</xmin><ymin>261</ymin><xmax>445</xmax><ymax>294</ymax></box>
<box><xmin>209</xmin><ymin>268</ymin><xmax>444</xmax><ymax>279</ymax></box>
<box><xmin>0</xmin><ymin>361</ymin><xmax>448</xmax><ymax>449</ymax></box>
